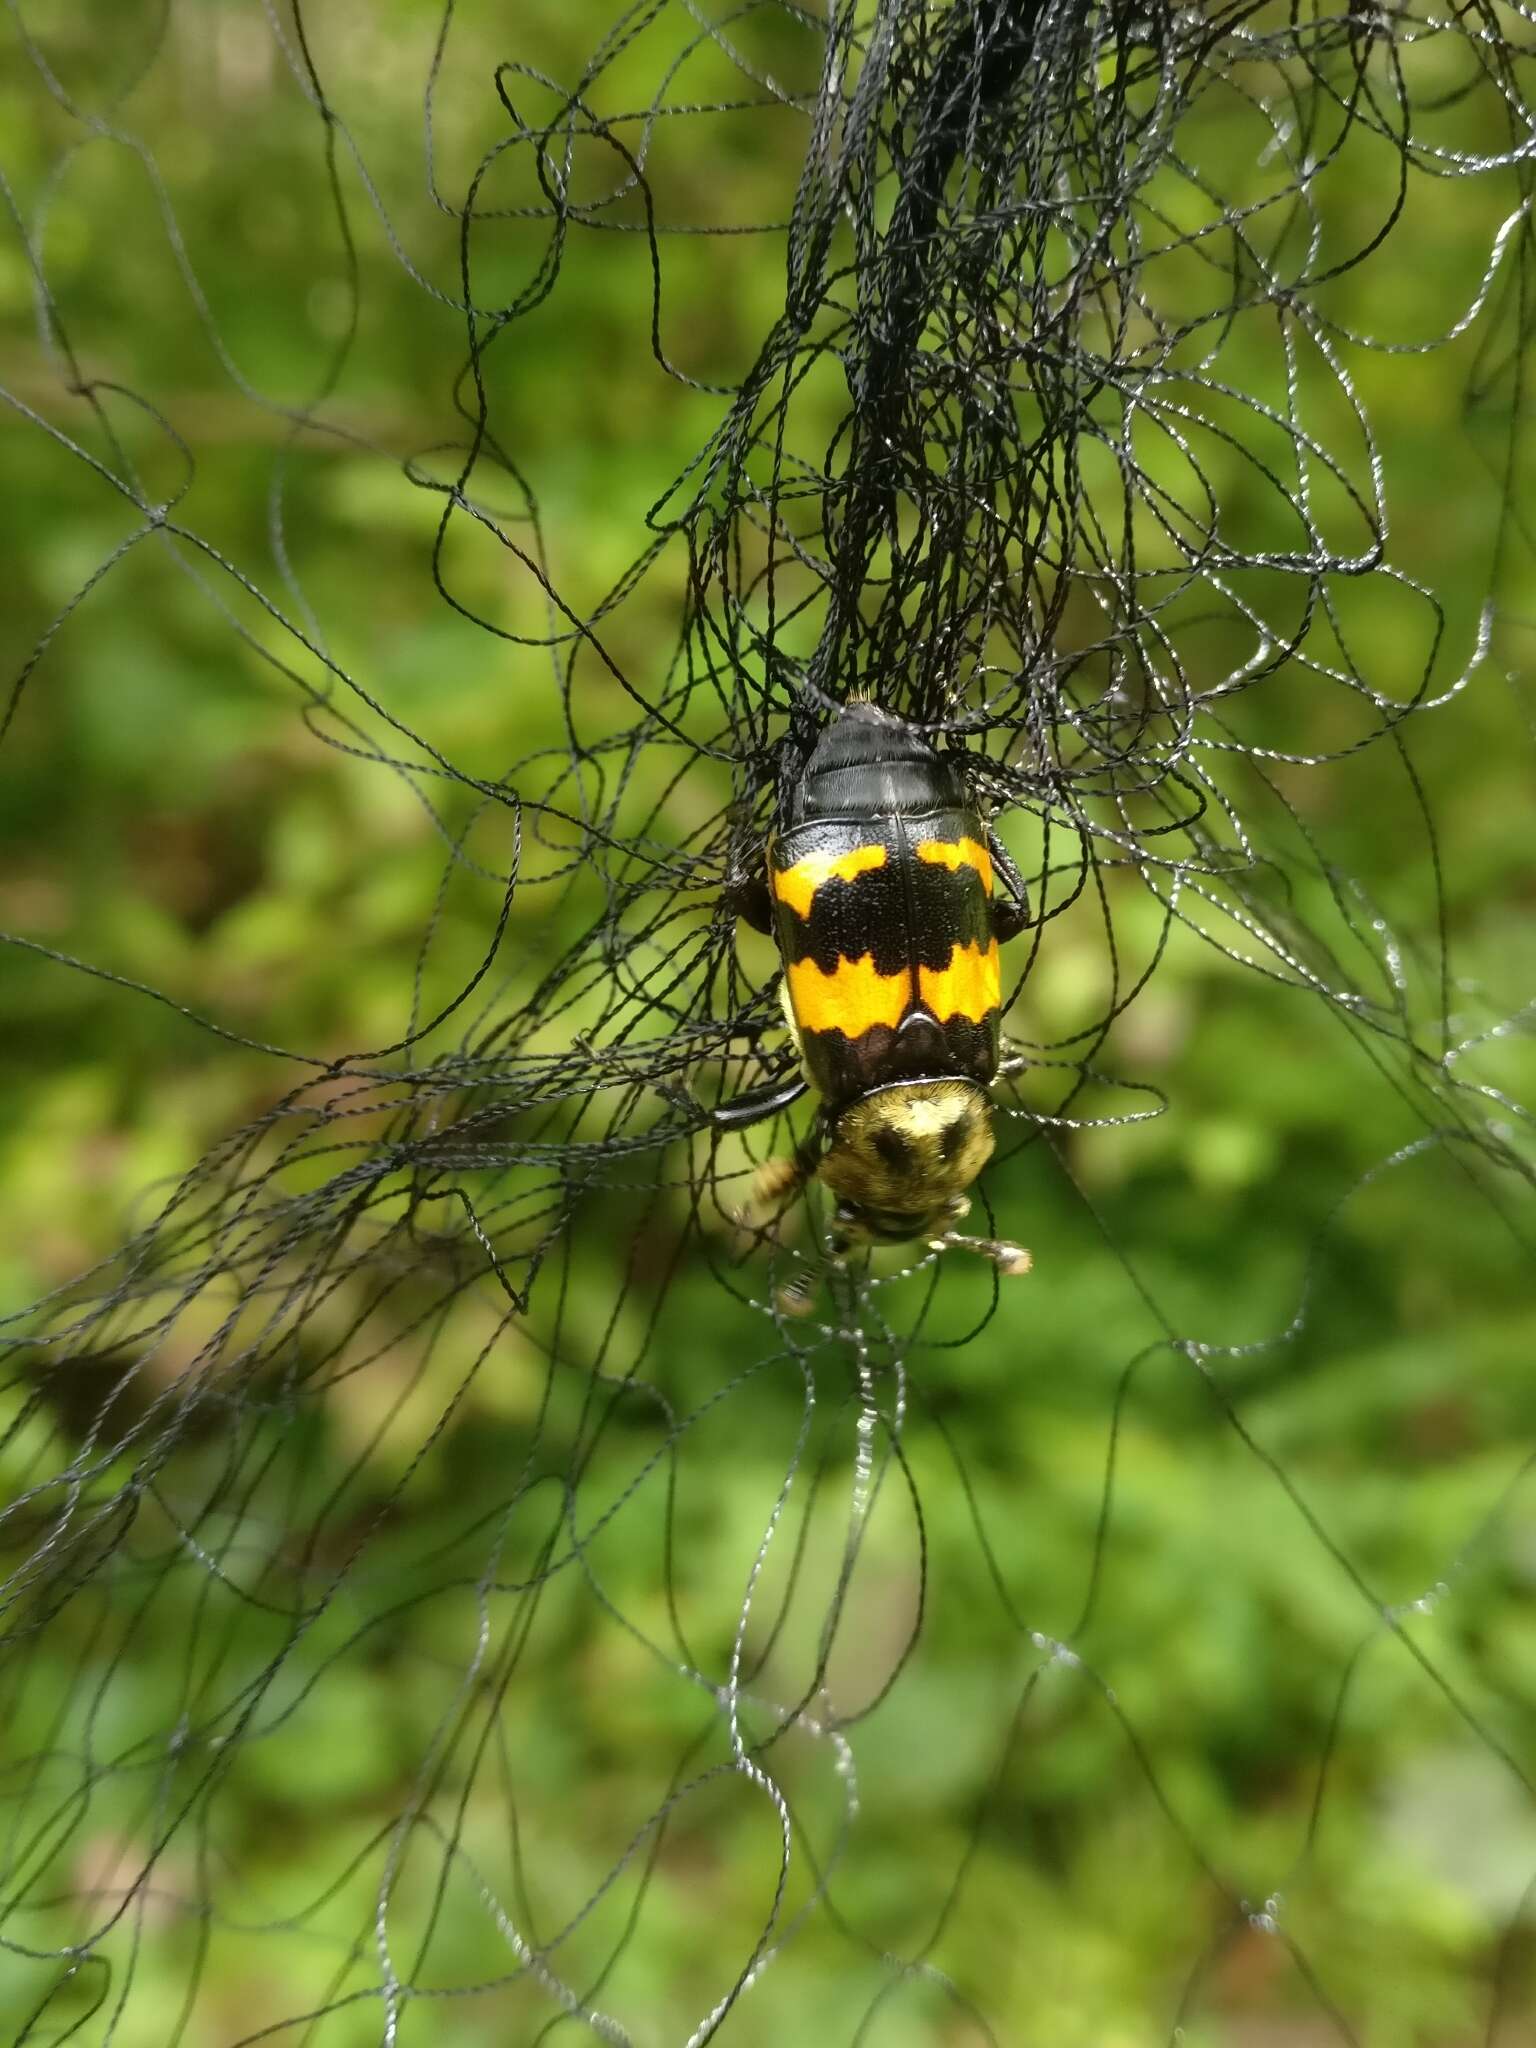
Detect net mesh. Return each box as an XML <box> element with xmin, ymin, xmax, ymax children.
<box><xmin>3</xmin><ymin>0</ymin><xmax>1536</xmax><ymax>2041</ymax></box>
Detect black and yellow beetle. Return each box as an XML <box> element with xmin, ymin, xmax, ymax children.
<box><xmin>713</xmin><ymin>700</ymin><xmax>1033</xmax><ymax>1276</ymax></box>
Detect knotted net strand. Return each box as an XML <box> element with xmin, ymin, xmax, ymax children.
<box><xmin>2</xmin><ymin>0</ymin><xmax>1535</xmax><ymax>2040</ymax></box>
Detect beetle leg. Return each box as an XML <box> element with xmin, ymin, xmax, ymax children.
<box><xmin>726</xmin><ymin>871</ymin><xmax>774</xmax><ymax>935</ymax></box>
<box><xmin>704</xmin><ymin>1072</ymin><xmax>810</xmax><ymax>1130</ymax></box>
<box><xmin>661</xmin><ymin>1068</ymin><xmax>808</xmax><ymax>1127</ymax></box>
<box><xmin>774</xmin><ymin>1264</ymin><xmax>822</xmax><ymax>1317</ymax></box>
<box><xmin>988</xmin><ymin>828</ymin><xmax>1031</xmax><ymax>942</ymax></box>
<box><xmin>662</xmin><ymin>974</ymin><xmax>809</xmax><ymax>1131</ymax></box>
<box><xmin>736</xmin><ymin>1136</ymin><xmax>821</xmax><ymax>1240</ymax></box>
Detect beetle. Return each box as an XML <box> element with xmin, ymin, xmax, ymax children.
<box><xmin>705</xmin><ymin>699</ymin><xmax>1033</xmax><ymax>1275</ymax></box>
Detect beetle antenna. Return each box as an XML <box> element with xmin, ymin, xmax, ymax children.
<box><xmin>928</xmin><ymin>1231</ymin><xmax>1033</xmax><ymax>1277</ymax></box>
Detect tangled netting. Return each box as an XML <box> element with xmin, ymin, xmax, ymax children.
<box><xmin>4</xmin><ymin>0</ymin><xmax>1536</xmax><ymax>2040</ymax></box>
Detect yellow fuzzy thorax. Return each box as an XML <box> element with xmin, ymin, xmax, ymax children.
<box><xmin>818</xmin><ymin>1078</ymin><xmax>995</xmax><ymax>1223</ymax></box>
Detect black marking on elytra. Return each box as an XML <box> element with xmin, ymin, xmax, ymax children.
<box><xmin>807</xmin><ymin>1012</ymin><xmax>998</xmax><ymax>1114</ymax></box>
<box><xmin>771</xmin><ymin>814</ymin><xmax>993</xmax><ymax>976</ymax></box>
<box><xmin>873</xmin><ymin>1127</ymin><xmax>911</xmax><ymax>1169</ymax></box>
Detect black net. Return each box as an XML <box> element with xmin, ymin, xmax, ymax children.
<box><xmin>3</xmin><ymin>0</ymin><xmax>1536</xmax><ymax>2040</ymax></box>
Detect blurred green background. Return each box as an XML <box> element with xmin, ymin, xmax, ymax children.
<box><xmin>3</xmin><ymin>5</ymin><xmax>1536</xmax><ymax>2044</ymax></box>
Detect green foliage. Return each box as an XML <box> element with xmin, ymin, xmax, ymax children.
<box><xmin>2</xmin><ymin>4</ymin><xmax>1534</xmax><ymax>2042</ymax></box>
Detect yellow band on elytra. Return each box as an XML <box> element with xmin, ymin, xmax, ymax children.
<box><xmin>770</xmin><ymin>842</ymin><xmax>888</xmax><ymax>921</ymax></box>
<box><xmin>916</xmin><ymin>938</ymin><xmax>1000</xmax><ymax>1025</ymax></box>
<box><xmin>914</xmin><ymin>835</ymin><xmax>994</xmax><ymax>894</ymax></box>
<box><xmin>785</xmin><ymin>951</ymin><xmax>909</xmax><ymax>1036</ymax></box>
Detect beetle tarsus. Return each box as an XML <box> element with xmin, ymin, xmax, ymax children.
<box><xmin>773</xmin><ymin>1265</ymin><xmax>821</xmax><ymax>1316</ymax></box>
